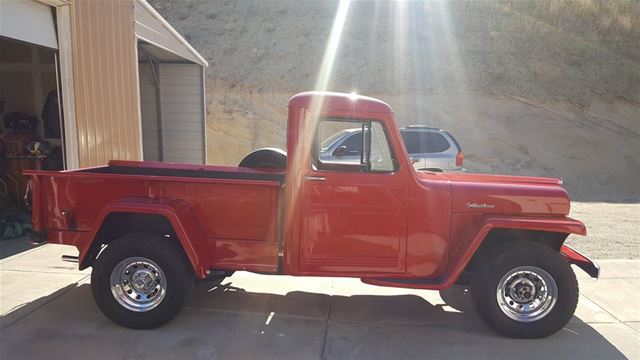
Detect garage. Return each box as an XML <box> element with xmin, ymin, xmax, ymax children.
<box><xmin>134</xmin><ymin>0</ymin><xmax>208</xmax><ymax>164</ymax></box>
<box><xmin>1</xmin><ymin>0</ymin><xmax>208</xmax><ymax>220</ymax></box>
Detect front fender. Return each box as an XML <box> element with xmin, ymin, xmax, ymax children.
<box><xmin>561</xmin><ymin>244</ymin><xmax>600</xmax><ymax>279</ymax></box>
<box><xmin>78</xmin><ymin>197</ymin><xmax>209</xmax><ymax>278</ymax></box>
<box><xmin>445</xmin><ymin>216</ymin><xmax>588</xmax><ymax>288</ymax></box>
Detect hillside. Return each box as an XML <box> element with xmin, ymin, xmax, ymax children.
<box><xmin>149</xmin><ymin>0</ymin><xmax>640</xmax><ymax>201</ymax></box>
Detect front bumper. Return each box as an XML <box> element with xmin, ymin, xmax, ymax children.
<box><xmin>560</xmin><ymin>244</ymin><xmax>600</xmax><ymax>279</ymax></box>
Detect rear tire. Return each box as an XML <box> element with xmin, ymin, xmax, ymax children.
<box><xmin>91</xmin><ymin>233</ymin><xmax>194</xmax><ymax>329</ymax></box>
<box><xmin>471</xmin><ymin>241</ymin><xmax>578</xmax><ymax>338</ymax></box>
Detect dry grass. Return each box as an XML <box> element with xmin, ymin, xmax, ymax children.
<box><xmin>149</xmin><ymin>0</ymin><xmax>640</xmax><ymax>200</ymax></box>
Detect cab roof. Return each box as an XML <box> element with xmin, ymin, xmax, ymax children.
<box><xmin>288</xmin><ymin>91</ymin><xmax>393</xmax><ymax>114</ymax></box>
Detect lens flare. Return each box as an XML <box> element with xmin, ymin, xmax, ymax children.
<box><xmin>314</xmin><ymin>0</ymin><xmax>352</xmax><ymax>94</ymax></box>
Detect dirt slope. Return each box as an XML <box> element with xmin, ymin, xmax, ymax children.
<box><xmin>150</xmin><ymin>0</ymin><xmax>640</xmax><ymax>201</ymax></box>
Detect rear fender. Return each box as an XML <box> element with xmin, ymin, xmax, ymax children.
<box><xmin>79</xmin><ymin>197</ymin><xmax>209</xmax><ymax>278</ymax></box>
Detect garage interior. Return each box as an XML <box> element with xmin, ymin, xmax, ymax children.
<box><xmin>1</xmin><ymin>1</ymin><xmax>64</xmax><ymax>212</ymax></box>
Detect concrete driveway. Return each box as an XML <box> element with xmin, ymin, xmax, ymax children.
<box><xmin>1</xmin><ymin>243</ymin><xmax>638</xmax><ymax>359</ymax></box>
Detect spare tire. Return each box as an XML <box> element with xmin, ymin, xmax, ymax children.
<box><xmin>238</xmin><ymin>148</ymin><xmax>287</xmax><ymax>170</ymax></box>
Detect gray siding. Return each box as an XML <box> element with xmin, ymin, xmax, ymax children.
<box><xmin>139</xmin><ymin>64</ymin><xmax>161</xmax><ymax>161</ymax></box>
<box><xmin>158</xmin><ymin>64</ymin><xmax>205</xmax><ymax>164</ymax></box>
<box><xmin>139</xmin><ymin>63</ymin><xmax>205</xmax><ymax>164</ymax></box>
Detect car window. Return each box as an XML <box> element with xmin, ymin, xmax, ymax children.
<box><xmin>401</xmin><ymin>131</ymin><xmax>450</xmax><ymax>153</ymax></box>
<box><xmin>341</xmin><ymin>133</ymin><xmax>363</xmax><ymax>154</ymax></box>
<box><xmin>401</xmin><ymin>132</ymin><xmax>422</xmax><ymax>153</ymax></box>
<box><xmin>320</xmin><ymin>130</ymin><xmax>348</xmax><ymax>151</ymax></box>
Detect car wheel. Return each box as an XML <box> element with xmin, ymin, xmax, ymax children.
<box><xmin>471</xmin><ymin>241</ymin><xmax>578</xmax><ymax>338</ymax></box>
<box><xmin>91</xmin><ymin>233</ymin><xmax>194</xmax><ymax>329</ymax></box>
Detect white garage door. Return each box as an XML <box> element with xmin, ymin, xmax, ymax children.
<box><xmin>139</xmin><ymin>62</ymin><xmax>205</xmax><ymax>164</ymax></box>
<box><xmin>139</xmin><ymin>63</ymin><xmax>161</xmax><ymax>161</ymax></box>
<box><xmin>158</xmin><ymin>63</ymin><xmax>205</xmax><ymax>164</ymax></box>
<box><xmin>0</xmin><ymin>0</ymin><xmax>58</xmax><ymax>49</ymax></box>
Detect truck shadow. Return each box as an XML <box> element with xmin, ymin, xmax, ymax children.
<box><xmin>189</xmin><ymin>281</ymin><xmax>481</xmax><ymax>326</ymax></box>
<box><xmin>0</xmin><ymin>281</ymin><xmax>630</xmax><ymax>360</ymax></box>
<box><xmin>184</xmin><ymin>280</ymin><xmax>630</xmax><ymax>360</ymax></box>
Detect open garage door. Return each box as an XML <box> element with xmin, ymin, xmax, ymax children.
<box><xmin>0</xmin><ymin>0</ymin><xmax>58</xmax><ymax>50</ymax></box>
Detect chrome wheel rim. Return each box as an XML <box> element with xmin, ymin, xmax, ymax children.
<box><xmin>110</xmin><ymin>257</ymin><xmax>167</xmax><ymax>312</ymax></box>
<box><xmin>496</xmin><ymin>266</ymin><xmax>557</xmax><ymax>322</ymax></box>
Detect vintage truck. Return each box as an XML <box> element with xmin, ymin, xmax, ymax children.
<box><xmin>25</xmin><ymin>91</ymin><xmax>599</xmax><ymax>338</ymax></box>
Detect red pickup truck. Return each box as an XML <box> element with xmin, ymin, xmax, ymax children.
<box><xmin>26</xmin><ymin>91</ymin><xmax>598</xmax><ymax>338</ymax></box>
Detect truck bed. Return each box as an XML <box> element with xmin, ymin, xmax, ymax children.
<box><xmin>26</xmin><ymin>160</ymin><xmax>285</xmax><ymax>274</ymax></box>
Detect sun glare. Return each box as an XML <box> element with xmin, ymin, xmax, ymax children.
<box><xmin>313</xmin><ymin>0</ymin><xmax>352</xmax><ymax>94</ymax></box>
<box><xmin>307</xmin><ymin>0</ymin><xmax>352</xmax><ymax>135</ymax></box>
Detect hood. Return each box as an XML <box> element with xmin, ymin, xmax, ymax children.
<box><xmin>420</xmin><ymin>172</ymin><xmax>570</xmax><ymax>216</ymax></box>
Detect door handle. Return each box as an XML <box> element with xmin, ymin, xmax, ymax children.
<box><xmin>304</xmin><ymin>176</ymin><xmax>326</xmax><ymax>181</ymax></box>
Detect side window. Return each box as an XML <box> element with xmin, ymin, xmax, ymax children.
<box><xmin>400</xmin><ymin>132</ymin><xmax>421</xmax><ymax>153</ymax></box>
<box><xmin>318</xmin><ymin>120</ymin><xmax>363</xmax><ymax>167</ymax></box>
<box><xmin>316</xmin><ymin>118</ymin><xmax>397</xmax><ymax>172</ymax></box>
<box><xmin>426</xmin><ymin>133</ymin><xmax>450</xmax><ymax>153</ymax></box>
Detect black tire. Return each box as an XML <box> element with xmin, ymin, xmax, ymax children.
<box><xmin>91</xmin><ymin>233</ymin><xmax>194</xmax><ymax>329</ymax></box>
<box><xmin>239</xmin><ymin>148</ymin><xmax>287</xmax><ymax>170</ymax></box>
<box><xmin>470</xmin><ymin>241</ymin><xmax>578</xmax><ymax>338</ymax></box>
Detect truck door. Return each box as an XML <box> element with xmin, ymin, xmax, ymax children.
<box><xmin>300</xmin><ymin>118</ymin><xmax>408</xmax><ymax>274</ymax></box>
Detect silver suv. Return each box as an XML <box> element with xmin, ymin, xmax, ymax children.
<box><xmin>319</xmin><ymin>125</ymin><xmax>464</xmax><ymax>172</ymax></box>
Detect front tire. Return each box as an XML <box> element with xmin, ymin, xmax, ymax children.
<box><xmin>471</xmin><ymin>241</ymin><xmax>578</xmax><ymax>338</ymax></box>
<box><xmin>91</xmin><ymin>233</ymin><xmax>194</xmax><ymax>329</ymax></box>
